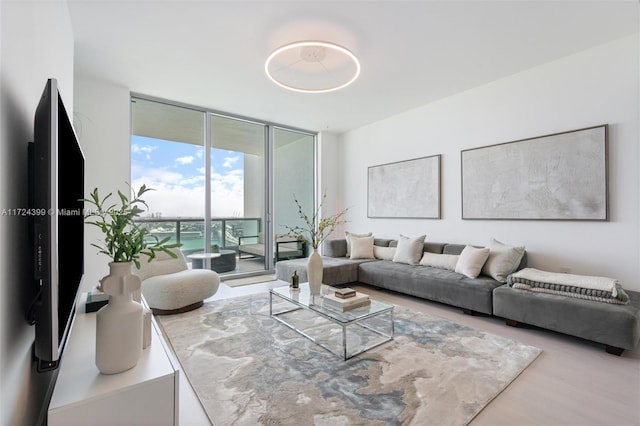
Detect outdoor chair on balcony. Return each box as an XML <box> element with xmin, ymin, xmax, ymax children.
<box><xmin>238</xmin><ymin>233</ymin><xmax>306</xmax><ymax>262</ymax></box>
<box><xmin>134</xmin><ymin>247</ymin><xmax>219</xmax><ymax>315</ymax></box>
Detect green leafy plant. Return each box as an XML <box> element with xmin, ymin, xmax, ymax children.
<box><xmin>84</xmin><ymin>184</ymin><xmax>181</xmax><ymax>268</ymax></box>
<box><xmin>283</xmin><ymin>193</ymin><xmax>348</xmax><ymax>250</ymax></box>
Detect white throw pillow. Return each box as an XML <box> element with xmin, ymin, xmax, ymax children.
<box><xmin>392</xmin><ymin>234</ymin><xmax>426</xmax><ymax>265</ymax></box>
<box><xmin>455</xmin><ymin>245</ymin><xmax>490</xmax><ymax>278</ymax></box>
<box><xmin>349</xmin><ymin>236</ymin><xmax>375</xmax><ymax>259</ymax></box>
<box><xmin>373</xmin><ymin>245</ymin><xmax>396</xmax><ymax>261</ymax></box>
<box><xmin>419</xmin><ymin>252</ymin><xmax>459</xmax><ymax>271</ymax></box>
<box><xmin>481</xmin><ymin>238</ymin><xmax>526</xmax><ymax>282</ymax></box>
<box><xmin>346</xmin><ymin>231</ymin><xmax>373</xmax><ymax>257</ymax></box>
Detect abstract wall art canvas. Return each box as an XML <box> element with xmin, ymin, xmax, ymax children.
<box><xmin>461</xmin><ymin>125</ymin><xmax>608</xmax><ymax>220</ymax></box>
<box><xmin>368</xmin><ymin>155</ymin><xmax>441</xmax><ymax>219</ymax></box>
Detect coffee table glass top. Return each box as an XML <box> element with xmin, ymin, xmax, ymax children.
<box><xmin>270</xmin><ymin>283</ymin><xmax>393</xmax><ymax>324</ymax></box>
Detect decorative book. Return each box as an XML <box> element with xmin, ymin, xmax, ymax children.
<box><xmin>322</xmin><ymin>292</ymin><xmax>370</xmax><ymax>311</ymax></box>
<box><xmin>335</xmin><ymin>288</ymin><xmax>356</xmax><ymax>299</ymax></box>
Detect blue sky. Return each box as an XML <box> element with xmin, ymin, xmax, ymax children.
<box><xmin>131</xmin><ymin>135</ymin><xmax>244</xmax><ymax>217</ymax></box>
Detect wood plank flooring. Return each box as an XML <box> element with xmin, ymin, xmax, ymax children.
<box><xmin>174</xmin><ymin>280</ymin><xmax>640</xmax><ymax>426</ymax></box>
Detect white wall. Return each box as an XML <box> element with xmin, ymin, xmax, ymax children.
<box><xmin>0</xmin><ymin>2</ymin><xmax>74</xmax><ymax>424</ymax></box>
<box><xmin>318</xmin><ymin>131</ymin><xmax>346</xmax><ymax>246</ymax></box>
<box><xmin>74</xmin><ymin>77</ymin><xmax>132</xmax><ymax>292</ymax></box>
<box><xmin>273</xmin><ymin>135</ymin><xmax>314</xmax><ymax>236</ymax></box>
<box><xmin>339</xmin><ymin>35</ymin><xmax>640</xmax><ymax>291</ymax></box>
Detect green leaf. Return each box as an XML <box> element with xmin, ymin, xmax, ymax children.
<box><xmin>84</xmin><ymin>183</ymin><xmax>182</xmax><ymax>264</ymax></box>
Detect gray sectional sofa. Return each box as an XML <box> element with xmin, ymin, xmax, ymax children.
<box><xmin>275</xmin><ymin>237</ymin><xmax>640</xmax><ymax>355</ymax></box>
<box><xmin>276</xmin><ymin>237</ymin><xmax>526</xmax><ymax>315</ymax></box>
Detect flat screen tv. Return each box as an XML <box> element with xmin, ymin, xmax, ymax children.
<box><xmin>28</xmin><ymin>78</ymin><xmax>85</xmax><ymax>372</ymax></box>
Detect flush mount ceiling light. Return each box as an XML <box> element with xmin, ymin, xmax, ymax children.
<box><xmin>265</xmin><ymin>41</ymin><xmax>361</xmax><ymax>93</ymax></box>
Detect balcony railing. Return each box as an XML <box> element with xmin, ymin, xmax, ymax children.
<box><xmin>134</xmin><ymin>217</ymin><xmax>261</xmax><ymax>255</ymax></box>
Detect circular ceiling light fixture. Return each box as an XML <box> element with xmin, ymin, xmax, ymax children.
<box><xmin>265</xmin><ymin>41</ymin><xmax>361</xmax><ymax>93</ymax></box>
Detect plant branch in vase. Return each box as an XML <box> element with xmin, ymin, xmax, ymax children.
<box><xmin>283</xmin><ymin>193</ymin><xmax>348</xmax><ymax>294</ymax></box>
<box><xmin>83</xmin><ymin>183</ymin><xmax>181</xmax><ymax>374</ymax></box>
<box><xmin>84</xmin><ymin>183</ymin><xmax>181</xmax><ymax>269</ymax></box>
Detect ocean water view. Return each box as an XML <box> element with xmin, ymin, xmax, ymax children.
<box><xmin>137</xmin><ymin>216</ymin><xmax>261</xmax><ymax>255</ymax></box>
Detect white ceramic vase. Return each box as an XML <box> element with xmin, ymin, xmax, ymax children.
<box><xmin>307</xmin><ymin>248</ymin><xmax>323</xmax><ymax>295</ymax></box>
<box><xmin>95</xmin><ymin>261</ymin><xmax>143</xmax><ymax>375</ymax></box>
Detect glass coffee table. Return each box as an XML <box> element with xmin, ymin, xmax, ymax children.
<box><xmin>270</xmin><ymin>283</ymin><xmax>394</xmax><ymax>360</ymax></box>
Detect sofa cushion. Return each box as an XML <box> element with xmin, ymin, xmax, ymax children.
<box><xmin>275</xmin><ymin>256</ymin><xmax>376</xmax><ymax>286</ymax></box>
<box><xmin>358</xmin><ymin>260</ymin><xmax>501</xmax><ymax>315</ymax></box>
<box><xmin>373</xmin><ymin>245</ymin><xmax>396</xmax><ymax>260</ymax></box>
<box><xmin>350</xmin><ymin>235</ymin><xmax>375</xmax><ymax>259</ymax></box>
<box><xmin>455</xmin><ymin>245</ymin><xmax>490</xmax><ymax>278</ymax></box>
<box><xmin>323</xmin><ymin>238</ymin><xmax>348</xmax><ymax>257</ymax></box>
<box><xmin>482</xmin><ymin>238</ymin><xmax>526</xmax><ymax>282</ymax></box>
<box><xmin>393</xmin><ymin>234</ymin><xmax>426</xmax><ymax>265</ymax></box>
<box><xmin>345</xmin><ymin>231</ymin><xmax>372</xmax><ymax>257</ymax></box>
<box><xmin>419</xmin><ymin>252</ymin><xmax>459</xmax><ymax>271</ymax></box>
<box><xmin>493</xmin><ymin>285</ymin><xmax>640</xmax><ymax>351</ymax></box>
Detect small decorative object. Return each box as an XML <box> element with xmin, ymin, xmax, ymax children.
<box><xmin>142</xmin><ymin>308</ymin><xmax>152</xmax><ymax>349</ymax></box>
<box><xmin>284</xmin><ymin>193</ymin><xmax>348</xmax><ymax>295</ymax></box>
<box><xmin>291</xmin><ymin>270</ymin><xmax>299</xmax><ymax>289</ymax></box>
<box><xmin>307</xmin><ymin>251</ymin><xmax>323</xmax><ymax>294</ymax></box>
<box><xmin>335</xmin><ymin>288</ymin><xmax>356</xmax><ymax>299</ymax></box>
<box><xmin>84</xmin><ymin>184</ymin><xmax>181</xmax><ymax>374</ymax></box>
<box><xmin>95</xmin><ymin>261</ymin><xmax>143</xmax><ymax>374</ymax></box>
<box><xmin>322</xmin><ymin>291</ymin><xmax>370</xmax><ymax>311</ymax></box>
<box><xmin>212</xmin><ymin>244</ymin><xmax>220</xmax><ymax>254</ymax></box>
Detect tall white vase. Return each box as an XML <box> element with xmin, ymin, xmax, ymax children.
<box><xmin>307</xmin><ymin>248</ymin><xmax>323</xmax><ymax>295</ymax></box>
<box><xmin>96</xmin><ymin>262</ymin><xmax>143</xmax><ymax>375</ymax></box>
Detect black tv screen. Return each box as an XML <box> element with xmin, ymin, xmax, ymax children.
<box><xmin>29</xmin><ymin>78</ymin><xmax>85</xmax><ymax>372</ymax></box>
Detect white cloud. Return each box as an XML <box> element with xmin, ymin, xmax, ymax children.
<box><xmin>132</xmin><ymin>148</ymin><xmax>245</xmax><ymax>218</ymax></box>
<box><xmin>133</xmin><ymin>168</ymin><xmax>244</xmax><ymax>218</ymax></box>
<box><xmin>175</xmin><ymin>156</ymin><xmax>195</xmax><ymax>165</ymax></box>
<box><xmin>132</xmin><ymin>144</ymin><xmax>156</xmax><ymax>161</ymax></box>
<box><xmin>222</xmin><ymin>156</ymin><xmax>239</xmax><ymax>168</ymax></box>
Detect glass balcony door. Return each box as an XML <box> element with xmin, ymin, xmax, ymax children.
<box><xmin>209</xmin><ymin>114</ymin><xmax>267</xmax><ymax>273</ymax></box>
<box><xmin>131</xmin><ymin>95</ymin><xmax>316</xmax><ymax>278</ymax></box>
<box><xmin>272</xmin><ymin>128</ymin><xmax>315</xmax><ymax>260</ymax></box>
<box><xmin>130</xmin><ymin>97</ymin><xmax>208</xmax><ymax>262</ymax></box>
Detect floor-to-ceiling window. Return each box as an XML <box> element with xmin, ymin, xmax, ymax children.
<box><xmin>130</xmin><ymin>96</ymin><xmax>315</xmax><ymax>278</ymax></box>
<box><xmin>273</xmin><ymin>127</ymin><xmax>315</xmax><ymax>253</ymax></box>
<box><xmin>209</xmin><ymin>114</ymin><xmax>266</xmax><ymax>273</ymax></box>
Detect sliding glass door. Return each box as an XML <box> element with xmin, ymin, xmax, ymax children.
<box><xmin>273</xmin><ymin>127</ymin><xmax>315</xmax><ymax>258</ymax></box>
<box><xmin>209</xmin><ymin>114</ymin><xmax>266</xmax><ymax>273</ymax></box>
<box><xmin>130</xmin><ymin>97</ymin><xmax>208</xmax><ymax>258</ymax></box>
<box><xmin>131</xmin><ymin>95</ymin><xmax>315</xmax><ymax>278</ymax></box>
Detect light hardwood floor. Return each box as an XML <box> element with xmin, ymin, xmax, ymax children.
<box><xmin>172</xmin><ymin>280</ymin><xmax>640</xmax><ymax>426</ymax></box>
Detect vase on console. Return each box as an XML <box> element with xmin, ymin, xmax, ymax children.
<box><xmin>95</xmin><ymin>261</ymin><xmax>143</xmax><ymax>375</ymax></box>
<box><xmin>307</xmin><ymin>249</ymin><xmax>323</xmax><ymax>295</ymax></box>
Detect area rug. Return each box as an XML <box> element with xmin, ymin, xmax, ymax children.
<box><xmin>223</xmin><ymin>274</ymin><xmax>277</xmax><ymax>287</ymax></box>
<box><xmin>158</xmin><ymin>293</ymin><xmax>541</xmax><ymax>425</ymax></box>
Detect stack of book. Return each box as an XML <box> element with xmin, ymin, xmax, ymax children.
<box><xmin>322</xmin><ymin>288</ymin><xmax>370</xmax><ymax>311</ymax></box>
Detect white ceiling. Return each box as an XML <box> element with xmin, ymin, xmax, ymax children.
<box><xmin>69</xmin><ymin>1</ymin><xmax>639</xmax><ymax>134</ymax></box>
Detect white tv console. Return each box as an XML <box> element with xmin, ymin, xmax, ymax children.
<box><xmin>47</xmin><ymin>295</ymin><xmax>179</xmax><ymax>425</ymax></box>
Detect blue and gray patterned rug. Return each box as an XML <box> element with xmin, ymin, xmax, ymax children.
<box><xmin>158</xmin><ymin>293</ymin><xmax>541</xmax><ymax>425</ymax></box>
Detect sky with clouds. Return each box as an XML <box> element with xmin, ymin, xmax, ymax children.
<box><xmin>131</xmin><ymin>135</ymin><xmax>244</xmax><ymax>218</ymax></box>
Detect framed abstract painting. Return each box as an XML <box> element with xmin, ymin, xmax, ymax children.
<box><xmin>368</xmin><ymin>155</ymin><xmax>441</xmax><ymax>219</ymax></box>
<box><xmin>461</xmin><ymin>125</ymin><xmax>608</xmax><ymax>220</ymax></box>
